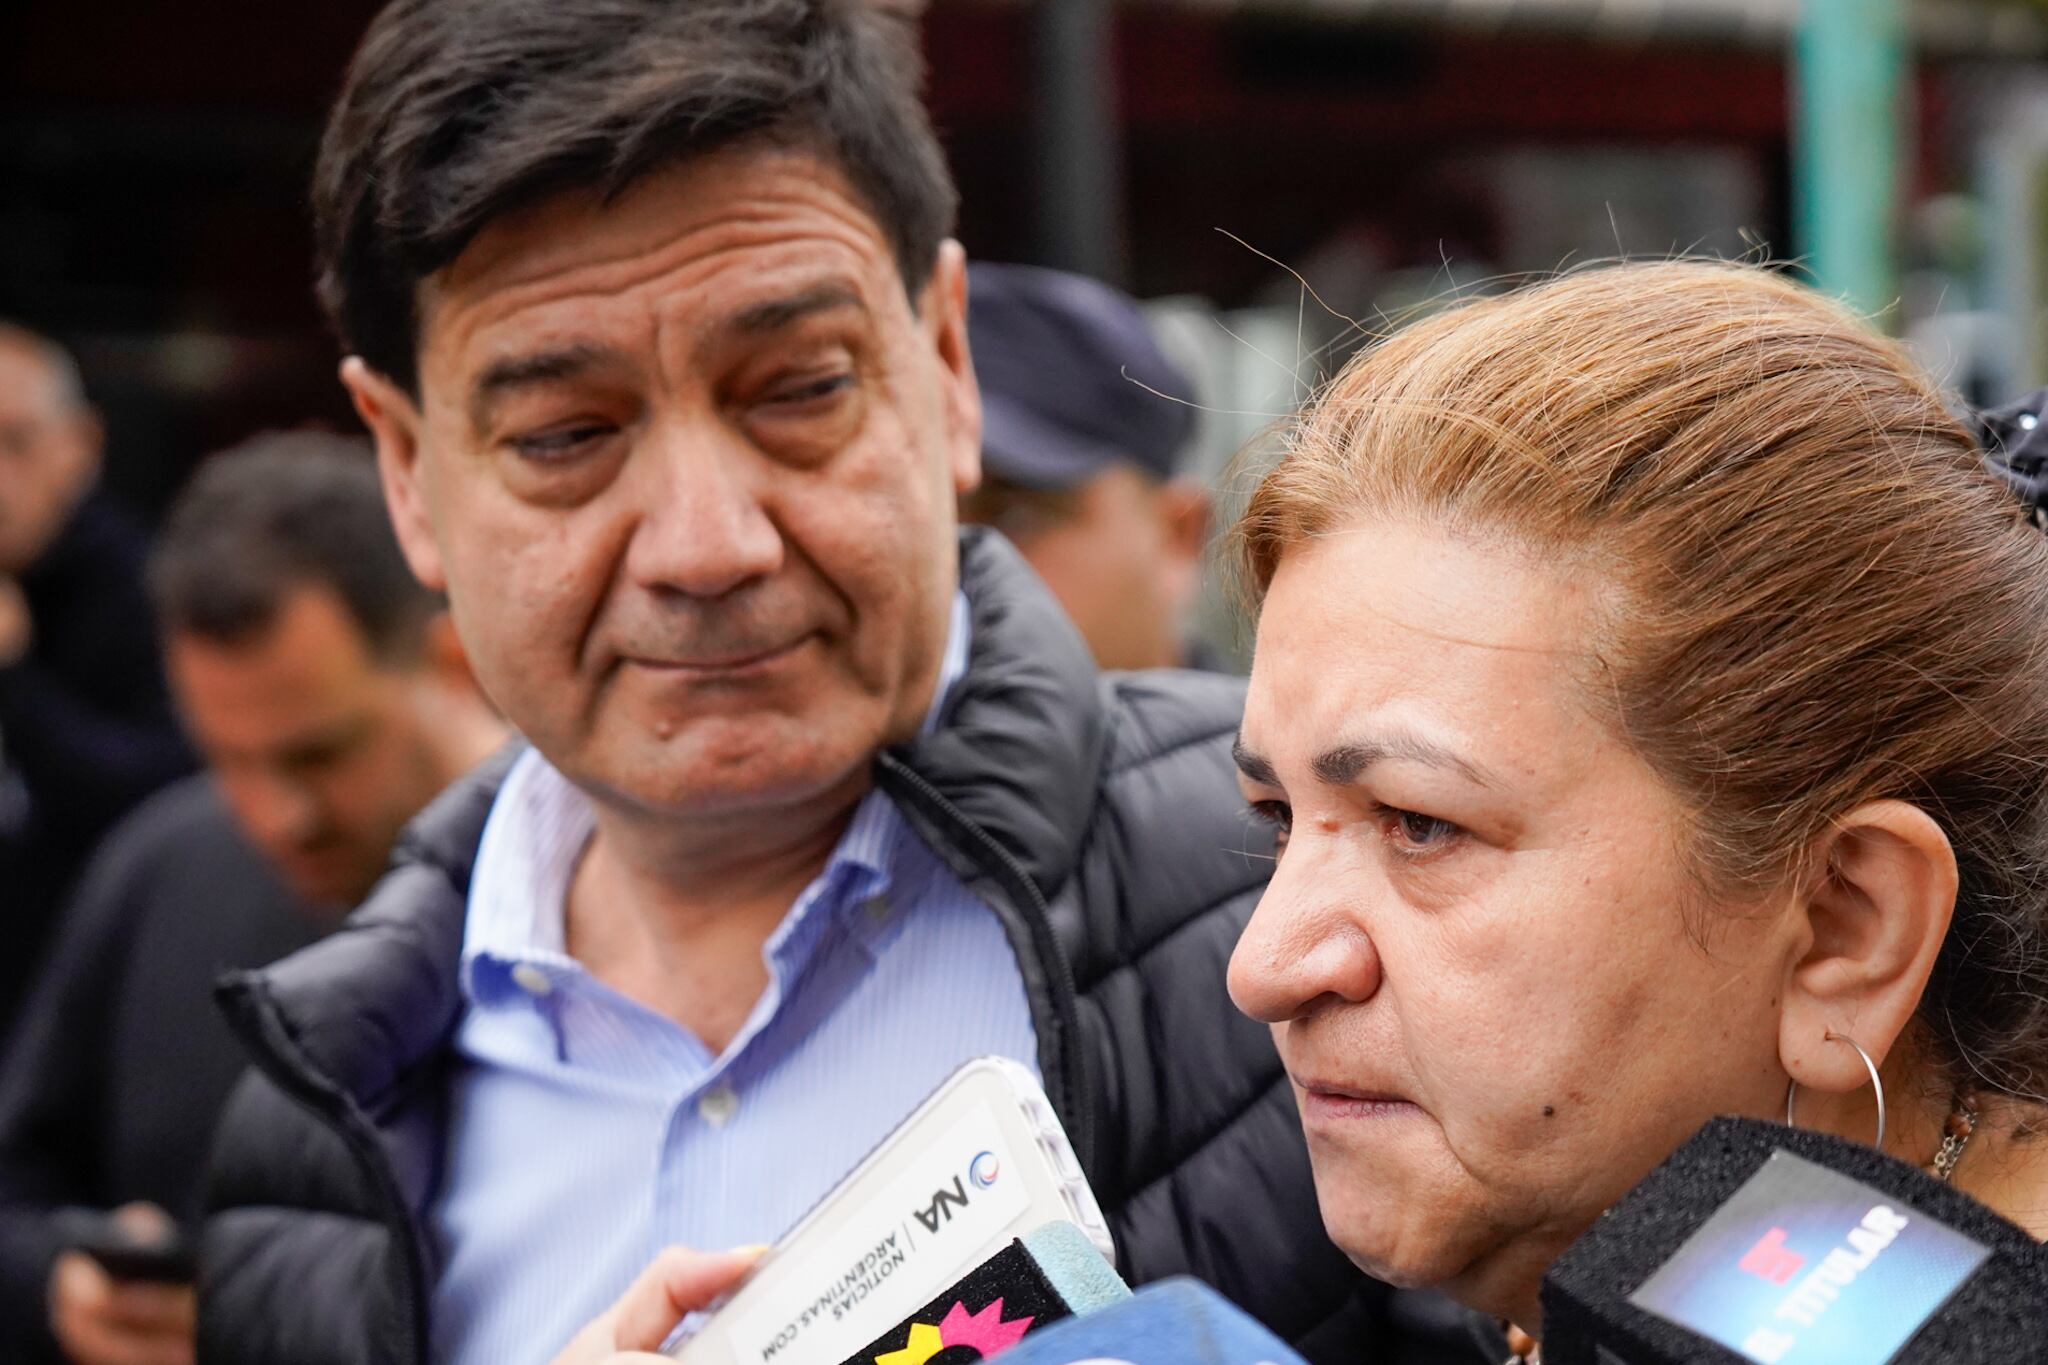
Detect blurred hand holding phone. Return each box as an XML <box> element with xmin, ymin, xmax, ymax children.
<box><xmin>48</xmin><ymin>1203</ymin><xmax>196</xmax><ymax>1365</ymax></box>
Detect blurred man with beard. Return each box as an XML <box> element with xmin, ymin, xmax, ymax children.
<box><xmin>0</xmin><ymin>433</ymin><xmax>503</xmax><ymax>1365</ymax></box>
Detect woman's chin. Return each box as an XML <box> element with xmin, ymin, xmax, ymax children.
<box><xmin>1320</xmin><ymin>1198</ymin><xmax>1481</xmax><ymax>1293</ymax></box>
<box><xmin>1327</xmin><ymin>1202</ymin><xmax>1566</xmax><ymax>1328</ymax></box>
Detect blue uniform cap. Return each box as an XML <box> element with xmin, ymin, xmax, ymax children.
<box><xmin>967</xmin><ymin>262</ymin><xmax>1198</xmax><ymax>491</ymax></box>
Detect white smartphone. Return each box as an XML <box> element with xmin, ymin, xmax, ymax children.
<box><xmin>666</xmin><ymin>1056</ymin><xmax>1111</xmax><ymax>1365</ymax></box>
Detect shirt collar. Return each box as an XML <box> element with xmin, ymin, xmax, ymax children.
<box><xmin>461</xmin><ymin>591</ymin><xmax>972</xmax><ymax>994</ymax></box>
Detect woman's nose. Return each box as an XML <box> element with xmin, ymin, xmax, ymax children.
<box><xmin>1228</xmin><ymin>860</ymin><xmax>1383</xmax><ymax>1023</ymax></box>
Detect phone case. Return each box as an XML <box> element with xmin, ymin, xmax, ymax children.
<box><xmin>667</xmin><ymin>1056</ymin><xmax>1110</xmax><ymax>1365</ymax></box>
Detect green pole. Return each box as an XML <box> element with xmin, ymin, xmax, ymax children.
<box><xmin>1792</xmin><ymin>0</ymin><xmax>1907</xmax><ymax>321</ymax></box>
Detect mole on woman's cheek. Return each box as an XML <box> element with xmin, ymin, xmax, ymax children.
<box><xmin>1542</xmin><ymin>1105</ymin><xmax>1556</xmax><ymax>1118</ymax></box>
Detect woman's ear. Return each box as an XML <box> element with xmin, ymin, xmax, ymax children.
<box><xmin>1779</xmin><ymin>800</ymin><xmax>1957</xmax><ymax>1108</ymax></box>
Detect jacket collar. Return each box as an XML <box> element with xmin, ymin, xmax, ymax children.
<box><xmin>890</xmin><ymin>528</ymin><xmax>1105</xmax><ymax>898</ymax></box>
<box><xmin>223</xmin><ymin>528</ymin><xmax>1106</xmax><ymax>1107</ymax></box>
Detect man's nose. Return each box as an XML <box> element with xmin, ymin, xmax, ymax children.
<box><xmin>234</xmin><ymin>768</ymin><xmax>324</xmax><ymax>850</ymax></box>
<box><xmin>1228</xmin><ymin>848</ymin><xmax>1384</xmax><ymax>1023</ymax></box>
<box><xmin>624</xmin><ymin>420</ymin><xmax>784</xmax><ymax>599</ymax></box>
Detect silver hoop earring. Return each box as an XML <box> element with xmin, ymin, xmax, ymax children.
<box><xmin>1785</xmin><ymin>1030</ymin><xmax>1886</xmax><ymax>1150</ymax></box>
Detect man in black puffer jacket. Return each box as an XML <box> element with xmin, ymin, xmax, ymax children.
<box><xmin>198</xmin><ymin>4</ymin><xmax>1481</xmax><ymax>1363</ymax></box>
<box><xmin>206</xmin><ymin>533</ymin><xmax>1474</xmax><ymax>1365</ymax></box>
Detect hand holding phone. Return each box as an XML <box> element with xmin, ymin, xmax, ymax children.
<box><xmin>53</xmin><ymin>1205</ymin><xmax>195</xmax><ymax>1283</ymax></box>
<box><xmin>548</xmin><ymin>1247</ymin><xmax>762</xmax><ymax>1365</ymax></box>
<box><xmin>48</xmin><ymin>1204</ymin><xmax>196</xmax><ymax>1365</ymax></box>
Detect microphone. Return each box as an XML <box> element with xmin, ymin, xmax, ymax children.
<box><xmin>1541</xmin><ymin>1115</ymin><xmax>2048</xmax><ymax>1364</ymax></box>
<box><xmin>842</xmin><ymin>1221</ymin><xmax>1131</xmax><ymax>1364</ymax></box>
<box><xmin>976</xmin><ymin>1279</ymin><xmax>1309</xmax><ymax>1365</ymax></box>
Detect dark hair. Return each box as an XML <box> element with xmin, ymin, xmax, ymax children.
<box><xmin>149</xmin><ymin>431</ymin><xmax>441</xmax><ymax>663</ymax></box>
<box><xmin>314</xmin><ymin>0</ymin><xmax>957</xmax><ymax>392</ymax></box>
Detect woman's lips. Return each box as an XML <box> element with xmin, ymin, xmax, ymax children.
<box><xmin>1295</xmin><ymin>1077</ymin><xmax>1422</xmax><ymax>1122</ymax></box>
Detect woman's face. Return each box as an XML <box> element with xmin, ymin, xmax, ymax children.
<box><xmin>1228</xmin><ymin>518</ymin><xmax>1799</xmax><ymax>1322</ymax></box>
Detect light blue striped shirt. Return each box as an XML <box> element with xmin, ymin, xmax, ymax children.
<box><xmin>428</xmin><ymin>596</ymin><xmax>1039</xmax><ymax>1364</ymax></box>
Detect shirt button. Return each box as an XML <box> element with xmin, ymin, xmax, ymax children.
<box><xmin>862</xmin><ymin>894</ymin><xmax>891</xmax><ymax>924</ymax></box>
<box><xmin>510</xmin><ymin>963</ymin><xmax>554</xmax><ymax>997</ymax></box>
<box><xmin>698</xmin><ymin>1085</ymin><xmax>740</xmax><ymax>1128</ymax></box>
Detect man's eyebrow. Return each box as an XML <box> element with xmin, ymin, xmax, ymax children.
<box><xmin>468</xmin><ymin>342</ymin><xmax>619</xmax><ymax>426</ymax></box>
<box><xmin>1311</xmin><ymin>734</ymin><xmax>1491</xmax><ymax>788</ymax></box>
<box><xmin>1231</xmin><ymin>736</ymin><xmax>1280</xmax><ymax>787</ymax></box>
<box><xmin>724</xmin><ymin>282</ymin><xmax>867</xmax><ymax>339</ymax></box>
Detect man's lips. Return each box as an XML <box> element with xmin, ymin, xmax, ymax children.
<box><xmin>622</xmin><ymin>633</ymin><xmax>813</xmax><ymax>674</ymax></box>
<box><xmin>1294</xmin><ymin>1076</ymin><xmax>1422</xmax><ymax>1120</ymax></box>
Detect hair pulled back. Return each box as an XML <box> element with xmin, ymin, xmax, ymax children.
<box><xmin>1233</xmin><ymin>261</ymin><xmax>2048</xmax><ymax>1101</ymax></box>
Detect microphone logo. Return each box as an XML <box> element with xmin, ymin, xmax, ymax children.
<box><xmin>1736</xmin><ymin>1228</ymin><xmax>1803</xmax><ymax>1286</ymax></box>
<box><xmin>911</xmin><ymin>1153</ymin><xmax>1002</xmax><ymax>1235</ymax></box>
<box><xmin>872</xmin><ymin>1298</ymin><xmax>1034</xmax><ymax>1364</ymax></box>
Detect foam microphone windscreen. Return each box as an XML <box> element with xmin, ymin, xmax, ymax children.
<box><xmin>841</xmin><ymin>1221</ymin><xmax>1129</xmax><ymax>1365</ymax></box>
<box><xmin>1541</xmin><ymin>1115</ymin><xmax>2047</xmax><ymax>1365</ymax></box>
<box><xmin>980</xmin><ymin>1279</ymin><xmax>1309</xmax><ymax>1365</ymax></box>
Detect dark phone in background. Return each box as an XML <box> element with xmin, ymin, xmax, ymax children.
<box><xmin>50</xmin><ymin>1208</ymin><xmax>195</xmax><ymax>1284</ymax></box>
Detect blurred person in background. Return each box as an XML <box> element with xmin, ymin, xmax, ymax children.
<box><xmin>195</xmin><ymin>2</ymin><xmax>1480</xmax><ymax>1363</ymax></box>
<box><xmin>0</xmin><ymin>324</ymin><xmax>191</xmax><ymax>1028</ymax></box>
<box><xmin>0</xmin><ymin>432</ymin><xmax>504</xmax><ymax>1365</ymax></box>
<box><xmin>959</xmin><ymin>264</ymin><xmax>1217</xmax><ymax>671</ymax></box>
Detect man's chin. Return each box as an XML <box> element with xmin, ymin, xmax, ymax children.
<box><xmin>580</xmin><ymin>728</ymin><xmax>874</xmax><ymax>820</ymax></box>
<box><xmin>280</xmin><ymin>864</ymin><xmax>377</xmax><ymax>912</ymax></box>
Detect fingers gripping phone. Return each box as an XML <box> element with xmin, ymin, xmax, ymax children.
<box><xmin>53</xmin><ymin>1208</ymin><xmax>195</xmax><ymax>1284</ymax></box>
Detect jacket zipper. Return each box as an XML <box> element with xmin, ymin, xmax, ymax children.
<box><xmin>225</xmin><ymin>982</ymin><xmax>429</xmax><ymax>1365</ymax></box>
<box><xmin>874</xmin><ymin>752</ymin><xmax>1095</xmax><ymax>1177</ymax></box>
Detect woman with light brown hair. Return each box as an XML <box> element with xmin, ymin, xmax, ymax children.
<box><xmin>1224</xmin><ymin>260</ymin><xmax>2048</xmax><ymax>1358</ymax></box>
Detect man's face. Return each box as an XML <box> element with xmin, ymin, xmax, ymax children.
<box><xmin>996</xmin><ymin>465</ymin><xmax>1208</xmax><ymax>672</ymax></box>
<box><xmin>0</xmin><ymin>338</ymin><xmax>99</xmax><ymax>575</ymax></box>
<box><xmin>348</xmin><ymin>148</ymin><xmax>980</xmax><ymax>821</ymax></box>
<box><xmin>167</xmin><ymin>586</ymin><xmax>450</xmax><ymax>907</ymax></box>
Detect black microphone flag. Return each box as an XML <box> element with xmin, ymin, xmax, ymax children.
<box><xmin>1541</xmin><ymin>1116</ymin><xmax>2047</xmax><ymax>1364</ymax></box>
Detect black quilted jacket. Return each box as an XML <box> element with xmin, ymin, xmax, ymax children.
<box><xmin>197</xmin><ymin>530</ymin><xmax>1481</xmax><ymax>1365</ymax></box>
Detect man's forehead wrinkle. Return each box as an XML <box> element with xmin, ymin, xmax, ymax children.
<box><xmin>430</xmin><ymin>221</ymin><xmax>890</xmax><ymax>396</ymax></box>
<box><xmin>437</xmin><ymin>158</ymin><xmax>892</xmax><ymax>301</ymax></box>
<box><xmin>452</xmin><ymin>207</ymin><xmax>885</xmax><ymax>303</ymax></box>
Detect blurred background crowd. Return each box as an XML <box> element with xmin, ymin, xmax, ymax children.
<box><xmin>2</xmin><ymin>0</ymin><xmax>2047</xmax><ymax>1361</ymax></box>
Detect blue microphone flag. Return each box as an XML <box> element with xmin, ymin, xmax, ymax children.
<box><xmin>988</xmin><ymin>1279</ymin><xmax>1310</xmax><ymax>1365</ymax></box>
<box><xmin>840</xmin><ymin>1223</ymin><xmax>1128</xmax><ymax>1365</ymax></box>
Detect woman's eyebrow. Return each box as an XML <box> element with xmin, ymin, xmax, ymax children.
<box><xmin>1231</xmin><ymin>736</ymin><xmax>1279</xmax><ymax>786</ymax></box>
<box><xmin>1312</xmin><ymin>733</ymin><xmax>1492</xmax><ymax>788</ymax></box>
